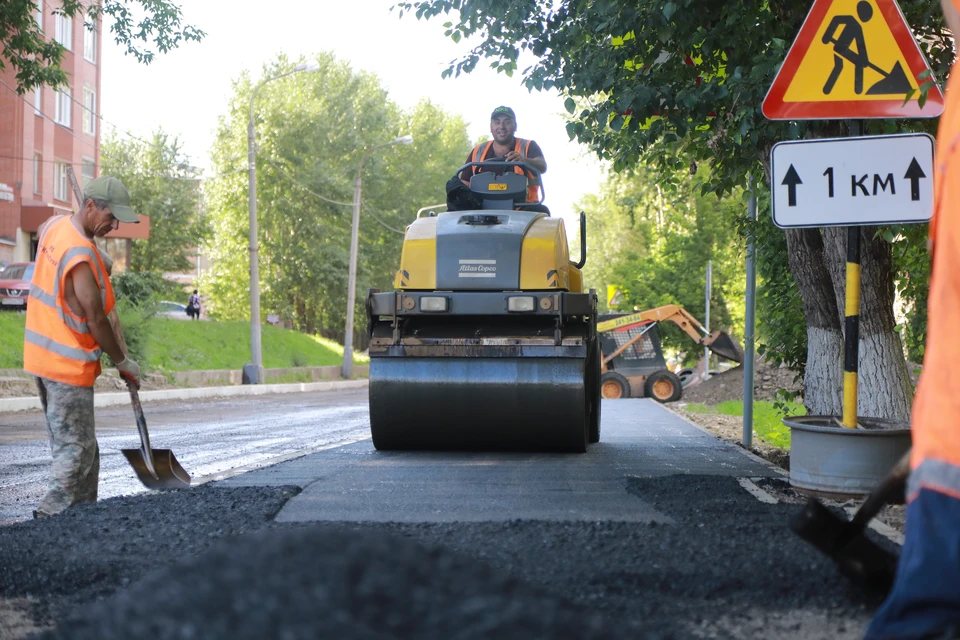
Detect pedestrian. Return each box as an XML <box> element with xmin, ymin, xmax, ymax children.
<box><xmin>24</xmin><ymin>176</ymin><xmax>142</xmax><ymax>518</ymax></box>
<box><xmin>864</xmin><ymin>1</ymin><xmax>960</xmax><ymax>637</ymax></box>
<box><xmin>187</xmin><ymin>289</ymin><xmax>201</xmax><ymax>320</ymax></box>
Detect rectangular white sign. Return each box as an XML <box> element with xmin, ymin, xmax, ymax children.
<box><xmin>771</xmin><ymin>134</ymin><xmax>935</xmax><ymax>228</ymax></box>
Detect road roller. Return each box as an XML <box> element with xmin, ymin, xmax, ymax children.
<box><xmin>365</xmin><ymin>159</ymin><xmax>600</xmax><ymax>452</ymax></box>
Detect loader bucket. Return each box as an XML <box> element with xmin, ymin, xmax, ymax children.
<box><xmin>703</xmin><ymin>330</ymin><xmax>744</xmax><ymax>363</ymax></box>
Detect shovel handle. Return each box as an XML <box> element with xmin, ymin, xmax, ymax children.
<box><xmin>838</xmin><ymin>449</ymin><xmax>911</xmax><ymax>547</ymax></box>
<box><xmin>127</xmin><ymin>381</ymin><xmax>158</xmax><ymax>479</ymax></box>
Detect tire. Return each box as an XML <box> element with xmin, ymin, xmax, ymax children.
<box><xmin>678</xmin><ymin>368</ymin><xmax>696</xmax><ymax>388</ymax></box>
<box><xmin>644</xmin><ymin>370</ymin><xmax>683</xmax><ymax>403</ymax></box>
<box><xmin>588</xmin><ymin>337</ymin><xmax>601</xmax><ymax>444</ymax></box>
<box><xmin>600</xmin><ymin>371</ymin><xmax>630</xmax><ymax>400</ymax></box>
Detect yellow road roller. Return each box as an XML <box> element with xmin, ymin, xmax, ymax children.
<box><xmin>365</xmin><ymin>159</ymin><xmax>600</xmax><ymax>452</ymax></box>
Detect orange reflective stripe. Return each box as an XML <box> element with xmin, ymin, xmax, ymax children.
<box><xmin>24</xmin><ymin>216</ymin><xmax>115</xmax><ymax>386</ymax></box>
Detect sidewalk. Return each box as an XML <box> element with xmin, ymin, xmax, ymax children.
<box><xmin>0</xmin><ymin>377</ymin><xmax>369</xmax><ymax>413</ymax></box>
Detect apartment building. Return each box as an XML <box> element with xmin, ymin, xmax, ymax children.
<box><xmin>0</xmin><ymin>1</ymin><xmax>148</xmax><ymax>266</ymax></box>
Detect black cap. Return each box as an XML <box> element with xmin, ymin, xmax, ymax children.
<box><xmin>490</xmin><ymin>106</ymin><xmax>516</xmax><ymax>120</ymax></box>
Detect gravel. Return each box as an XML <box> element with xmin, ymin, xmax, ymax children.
<box><xmin>0</xmin><ymin>475</ymin><xmax>889</xmax><ymax>640</ymax></box>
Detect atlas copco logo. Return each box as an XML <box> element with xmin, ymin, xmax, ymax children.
<box><xmin>458</xmin><ymin>259</ymin><xmax>497</xmax><ymax>278</ymax></box>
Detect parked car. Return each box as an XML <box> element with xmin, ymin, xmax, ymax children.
<box><xmin>157</xmin><ymin>300</ymin><xmax>190</xmax><ymax>319</ymax></box>
<box><xmin>0</xmin><ymin>262</ymin><xmax>35</xmax><ymax>310</ymax></box>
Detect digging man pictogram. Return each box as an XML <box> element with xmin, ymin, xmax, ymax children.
<box><xmin>821</xmin><ymin>0</ymin><xmax>912</xmax><ymax>96</ymax></box>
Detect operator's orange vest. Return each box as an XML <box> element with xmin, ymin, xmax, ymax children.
<box><xmin>470</xmin><ymin>138</ymin><xmax>542</xmax><ymax>202</ymax></box>
<box><xmin>909</xmin><ymin>63</ymin><xmax>960</xmax><ymax>500</ymax></box>
<box><xmin>24</xmin><ymin>216</ymin><xmax>115</xmax><ymax>387</ymax></box>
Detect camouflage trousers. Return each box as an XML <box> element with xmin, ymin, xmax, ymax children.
<box><xmin>34</xmin><ymin>377</ymin><xmax>98</xmax><ymax>517</ymax></box>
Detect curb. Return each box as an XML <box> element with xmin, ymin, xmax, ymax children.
<box><xmin>0</xmin><ymin>379</ymin><xmax>369</xmax><ymax>414</ymax></box>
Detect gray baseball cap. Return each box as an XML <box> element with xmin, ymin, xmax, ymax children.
<box><xmin>83</xmin><ymin>176</ymin><xmax>139</xmax><ymax>223</ymax></box>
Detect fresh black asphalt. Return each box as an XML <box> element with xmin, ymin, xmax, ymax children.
<box><xmin>0</xmin><ymin>397</ymin><xmax>894</xmax><ymax>638</ymax></box>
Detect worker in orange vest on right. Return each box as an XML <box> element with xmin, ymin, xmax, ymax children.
<box><xmin>866</xmin><ymin>1</ymin><xmax>960</xmax><ymax>637</ymax></box>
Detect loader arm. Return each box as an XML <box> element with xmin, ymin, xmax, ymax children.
<box><xmin>598</xmin><ymin>304</ymin><xmax>743</xmax><ymax>364</ymax></box>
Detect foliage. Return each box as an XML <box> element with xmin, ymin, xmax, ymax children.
<box><xmin>397</xmin><ymin>0</ymin><xmax>951</xmax><ymax>192</ymax></box>
<box><xmin>738</xmin><ymin>190</ymin><xmax>807</xmax><ymax>376</ymax></box>
<box><xmin>889</xmin><ymin>224</ymin><xmax>930</xmax><ymax>362</ymax></box>
<box><xmin>1</xmin><ymin>0</ymin><xmax>204</xmax><ymax>94</ymax></box>
<box><xmin>201</xmin><ymin>53</ymin><xmax>471</xmax><ymax>343</ymax></box>
<box><xmin>100</xmin><ymin>130</ymin><xmax>208</xmax><ymax>273</ymax></box>
<box><xmin>580</xmin><ymin>162</ymin><xmax>745</xmax><ymax>362</ymax></box>
<box><xmin>111</xmin><ymin>269</ymin><xmax>184</xmax><ymax>306</ymax></box>
<box><xmin>684</xmin><ymin>399</ymin><xmax>805</xmax><ymax>449</ymax></box>
<box><xmin>146</xmin><ymin>319</ymin><xmax>368</xmax><ymax>371</ymax></box>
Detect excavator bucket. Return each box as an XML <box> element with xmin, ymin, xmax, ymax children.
<box><xmin>703</xmin><ymin>330</ymin><xmax>744</xmax><ymax>364</ymax></box>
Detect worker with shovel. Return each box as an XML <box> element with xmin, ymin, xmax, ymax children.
<box><xmin>865</xmin><ymin>1</ymin><xmax>960</xmax><ymax>637</ymax></box>
<box><xmin>24</xmin><ymin>176</ymin><xmax>142</xmax><ymax>518</ymax></box>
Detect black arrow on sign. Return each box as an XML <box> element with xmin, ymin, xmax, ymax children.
<box><xmin>904</xmin><ymin>158</ymin><xmax>926</xmax><ymax>202</ymax></box>
<box><xmin>782</xmin><ymin>165</ymin><xmax>802</xmax><ymax>207</ymax></box>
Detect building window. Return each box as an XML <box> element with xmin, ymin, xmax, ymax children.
<box><xmin>83</xmin><ymin>21</ymin><xmax>96</xmax><ymax>63</ymax></box>
<box><xmin>54</xmin><ymin>12</ymin><xmax>72</xmax><ymax>50</ymax></box>
<box><xmin>53</xmin><ymin>162</ymin><xmax>69</xmax><ymax>202</ymax></box>
<box><xmin>35</xmin><ymin>0</ymin><xmax>43</xmax><ymax>31</ymax></box>
<box><xmin>81</xmin><ymin>157</ymin><xmax>96</xmax><ymax>186</ymax></box>
<box><xmin>54</xmin><ymin>87</ymin><xmax>71</xmax><ymax>127</ymax></box>
<box><xmin>34</xmin><ymin>155</ymin><xmax>42</xmax><ymax>196</ymax></box>
<box><xmin>33</xmin><ymin>86</ymin><xmax>42</xmax><ymax>115</ymax></box>
<box><xmin>82</xmin><ymin>86</ymin><xmax>95</xmax><ymax>135</ymax></box>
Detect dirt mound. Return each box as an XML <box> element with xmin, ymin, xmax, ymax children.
<box><xmin>682</xmin><ymin>359</ymin><xmax>802</xmax><ymax>405</ymax></box>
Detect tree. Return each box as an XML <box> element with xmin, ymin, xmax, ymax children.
<box><xmin>1</xmin><ymin>0</ymin><xmax>204</xmax><ymax>94</ymax></box>
<box><xmin>100</xmin><ymin>129</ymin><xmax>208</xmax><ymax>273</ymax></box>
<box><xmin>398</xmin><ymin>0</ymin><xmax>954</xmax><ymax>420</ymax></box>
<box><xmin>201</xmin><ymin>53</ymin><xmax>471</xmax><ymax>344</ymax></box>
<box><xmin>580</xmin><ymin>163</ymin><xmax>745</xmax><ymax>362</ymax></box>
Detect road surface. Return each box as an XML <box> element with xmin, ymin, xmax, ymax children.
<box><xmin>0</xmin><ymin>388</ymin><xmax>369</xmax><ymax>522</ymax></box>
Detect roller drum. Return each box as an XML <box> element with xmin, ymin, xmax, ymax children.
<box><xmin>369</xmin><ymin>356</ymin><xmax>588</xmax><ymax>452</ymax></box>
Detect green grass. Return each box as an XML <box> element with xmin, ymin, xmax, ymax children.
<box><xmin>684</xmin><ymin>400</ymin><xmax>805</xmax><ymax>449</ymax></box>
<box><xmin>0</xmin><ymin>312</ymin><xmax>26</xmax><ymax>369</ymax></box>
<box><xmin>0</xmin><ymin>312</ymin><xmax>367</xmax><ymax>372</ymax></box>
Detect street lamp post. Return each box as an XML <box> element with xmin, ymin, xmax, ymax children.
<box><xmin>341</xmin><ymin>135</ymin><xmax>414</xmax><ymax>379</ymax></box>
<box><xmin>245</xmin><ymin>61</ymin><xmax>319</xmax><ymax>384</ymax></box>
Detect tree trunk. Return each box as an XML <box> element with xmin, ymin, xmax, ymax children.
<box><xmin>784</xmin><ymin>228</ymin><xmax>844</xmax><ymax>415</ymax></box>
<box><xmin>821</xmin><ymin>227</ymin><xmax>912</xmax><ymax>421</ymax></box>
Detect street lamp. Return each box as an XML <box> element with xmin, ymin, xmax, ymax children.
<box><xmin>341</xmin><ymin>135</ymin><xmax>414</xmax><ymax>378</ymax></box>
<box><xmin>245</xmin><ymin>61</ymin><xmax>320</xmax><ymax>384</ymax></box>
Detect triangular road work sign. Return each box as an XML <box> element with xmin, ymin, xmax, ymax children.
<box><xmin>763</xmin><ymin>0</ymin><xmax>944</xmax><ymax>120</ymax></box>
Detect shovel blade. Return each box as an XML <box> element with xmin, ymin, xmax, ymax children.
<box><xmin>703</xmin><ymin>330</ymin><xmax>744</xmax><ymax>363</ymax></box>
<box><xmin>121</xmin><ymin>448</ymin><xmax>192</xmax><ymax>490</ymax></box>
<box><xmin>790</xmin><ymin>498</ymin><xmax>898</xmax><ymax>594</ymax></box>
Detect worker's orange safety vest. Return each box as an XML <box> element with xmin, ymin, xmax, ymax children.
<box><xmin>909</xmin><ymin>63</ymin><xmax>960</xmax><ymax>501</ymax></box>
<box><xmin>23</xmin><ymin>216</ymin><xmax>115</xmax><ymax>387</ymax></box>
<box><xmin>470</xmin><ymin>138</ymin><xmax>542</xmax><ymax>202</ymax></box>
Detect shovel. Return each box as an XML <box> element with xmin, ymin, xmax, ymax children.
<box><xmin>121</xmin><ymin>380</ymin><xmax>192</xmax><ymax>489</ymax></box>
<box><xmin>789</xmin><ymin>450</ymin><xmax>909</xmax><ymax>594</ymax></box>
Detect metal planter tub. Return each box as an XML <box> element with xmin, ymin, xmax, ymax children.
<box><xmin>783</xmin><ymin>415</ymin><xmax>911</xmax><ymax>495</ymax></box>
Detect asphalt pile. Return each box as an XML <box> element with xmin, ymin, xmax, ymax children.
<box><xmin>0</xmin><ymin>475</ymin><xmax>891</xmax><ymax>639</ymax></box>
